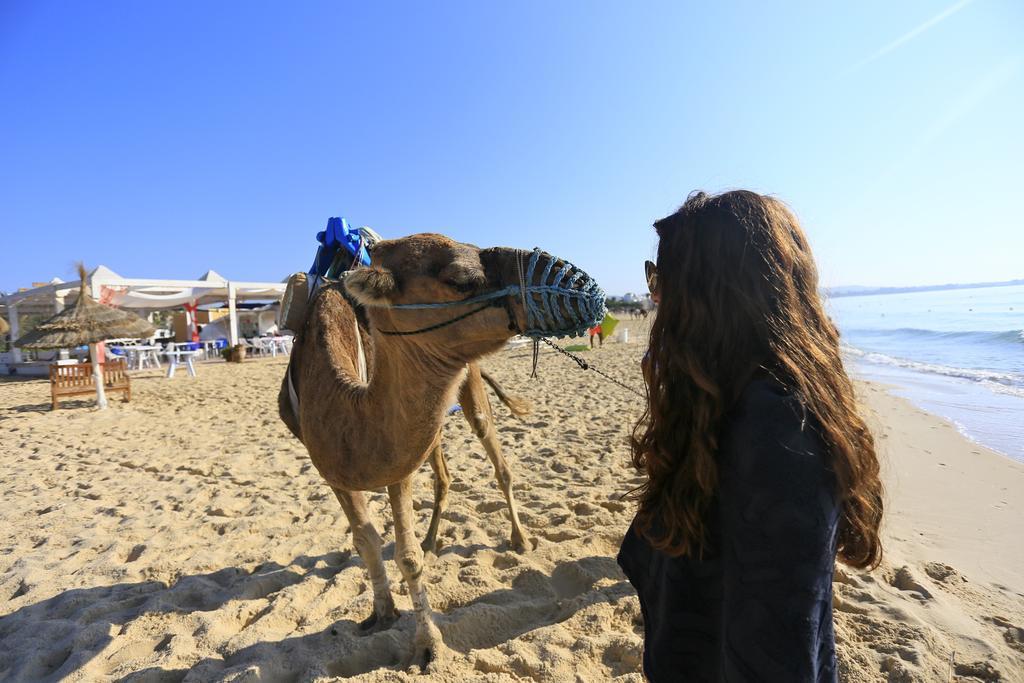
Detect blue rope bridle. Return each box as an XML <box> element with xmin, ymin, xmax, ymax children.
<box><xmin>375</xmin><ymin>248</ymin><xmax>606</xmax><ymax>339</ymax></box>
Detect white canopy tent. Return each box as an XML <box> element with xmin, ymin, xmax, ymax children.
<box><xmin>2</xmin><ymin>266</ymin><xmax>286</xmax><ymax>364</ymax></box>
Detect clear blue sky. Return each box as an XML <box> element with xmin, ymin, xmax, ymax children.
<box><xmin>2</xmin><ymin>1</ymin><xmax>1021</xmax><ymax>295</ymax></box>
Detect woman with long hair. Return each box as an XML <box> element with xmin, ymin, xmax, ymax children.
<box><xmin>618</xmin><ymin>190</ymin><xmax>883</xmax><ymax>682</ymax></box>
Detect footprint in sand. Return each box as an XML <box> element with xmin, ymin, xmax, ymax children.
<box><xmin>490</xmin><ymin>554</ymin><xmax>520</xmax><ymax>571</ymax></box>
<box><xmin>954</xmin><ymin>660</ymin><xmax>1002</xmax><ymax>681</ymax></box>
<box><xmin>539</xmin><ymin>529</ymin><xmax>580</xmax><ymax>543</ymax></box>
<box><xmin>572</xmin><ymin>502</ymin><xmax>600</xmax><ymax>516</ymax></box>
<box><xmin>599</xmin><ymin>500</ymin><xmax>627</xmax><ymax>513</ymax></box>
<box><xmin>989</xmin><ymin>616</ymin><xmax>1024</xmax><ymax>653</ymax></box>
<box><xmin>923</xmin><ymin>561</ymin><xmax>965</xmax><ymax>584</ymax></box>
<box><xmin>602</xmin><ymin>636</ymin><xmax>644</xmax><ymax>676</ymax></box>
<box><xmin>889</xmin><ymin>566</ymin><xmax>932</xmax><ymax>601</ymax></box>
<box><xmin>474</xmin><ymin>500</ymin><xmax>507</xmax><ymax>514</ymax></box>
<box><xmin>125</xmin><ymin>544</ymin><xmax>146</xmax><ymax>562</ymax></box>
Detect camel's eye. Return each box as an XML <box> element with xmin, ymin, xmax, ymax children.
<box><xmin>446</xmin><ymin>279</ymin><xmax>477</xmax><ymax>294</ymax></box>
<box><xmin>439</xmin><ymin>263</ymin><xmax>485</xmax><ymax>294</ymax></box>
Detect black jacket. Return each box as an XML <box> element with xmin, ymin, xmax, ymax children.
<box><xmin>618</xmin><ymin>378</ymin><xmax>839</xmax><ymax>682</ymax></box>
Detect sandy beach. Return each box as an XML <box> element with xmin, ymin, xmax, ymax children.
<box><xmin>1</xmin><ymin>319</ymin><xmax>1022</xmax><ymax>682</ymax></box>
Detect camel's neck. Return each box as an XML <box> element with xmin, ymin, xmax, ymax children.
<box><xmin>360</xmin><ymin>332</ymin><xmax>465</xmax><ymax>460</ymax></box>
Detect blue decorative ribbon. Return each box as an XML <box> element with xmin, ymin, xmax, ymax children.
<box><xmin>310</xmin><ymin>217</ymin><xmax>371</xmax><ymax>278</ymax></box>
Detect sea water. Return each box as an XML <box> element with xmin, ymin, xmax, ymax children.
<box><xmin>827</xmin><ymin>284</ymin><xmax>1024</xmax><ymax>462</ymax></box>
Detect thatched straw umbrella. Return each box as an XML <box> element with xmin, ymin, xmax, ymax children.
<box><xmin>16</xmin><ymin>264</ymin><xmax>154</xmax><ymax>409</ymax></box>
<box><xmin>0</xmin><ymin>315</ymin><xmax>9</xmax><ymax>336</ymax></box>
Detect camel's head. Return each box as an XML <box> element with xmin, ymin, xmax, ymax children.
<box><xmin>344</xmin><ymin>233</ymin><xmax>604</xmax><ymax>360</ymax></box>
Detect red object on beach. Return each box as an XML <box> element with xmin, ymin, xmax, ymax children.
<box><xmin>183</xmin><ymin>301</ymin><xmax>200</xmax><ymax>342</ymax></box>
<box><xmin>589</xmin><ymin>325</ymin><xmax>602</xmax><ymax>336</ymax></box>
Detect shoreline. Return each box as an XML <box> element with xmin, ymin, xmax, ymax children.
<box><xmin>847</xmin><ymin>354</ymin><xmax>1024</xmax><ymax>464</ymax></box>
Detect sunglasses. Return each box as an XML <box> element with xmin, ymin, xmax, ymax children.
<box><xmin>645</xmin><ymin>260</ymin><xmax>658</xmax><ymax>294</ymax></box>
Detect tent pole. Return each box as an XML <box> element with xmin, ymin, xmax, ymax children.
<box><xmin>89</xmin><ymin>343</ymin><xmax>108</xmax><ymax>409</ymax></box>
<box><xmin>228</xmin><ymin>283</ymin><xmax>239</xmax><ymax>347</ymax></box>
<box><xmin>9</xmin><ymin>304</ymin><xmax>22</xmax><ymax>364</ymax></box>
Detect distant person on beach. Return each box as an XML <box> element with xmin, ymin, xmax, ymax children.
<box><xmin>619</xmin><ymin>190</ymin><xmax>884</xmax><ymax>682</ymax></box>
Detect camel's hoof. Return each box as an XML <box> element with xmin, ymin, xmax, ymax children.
<box><xmin>358</xmin><ymin>608</ymin><xmax>399</xmax><ymax>634</ymax></box>
<box><xmin>420</xmin><ymin>537</ymin><xmax>438</xmax><ymax>554</ymax></box>
<box><xmin>414</xmin><ymin>646</ymin><xmax>434</xmax><ymax>672</ymax></box>
<box><xmin>408</xmin><ymin>640</ymin><xmax>449</xmax><ymax>674</ymax></box>
<box><xmin>407</xmin><ymin>623</ymin><xmax>448</xmax><ymax>673</ymax></box>
<box><xmin>510</xmin><ymin>534</ymin><xmax>530</xmax><ymax>554</ymax></box>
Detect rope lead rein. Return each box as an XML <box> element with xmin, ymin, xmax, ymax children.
<box><xmin>538</xmin><ymin>337</ymin><xmax>646</xmax><ymax>399</ymax></box>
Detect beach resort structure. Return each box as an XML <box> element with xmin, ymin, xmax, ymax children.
<box><xmin>1</xmin><ymin>265</ymin><xmax>285</xmax><ymax>374</ymax></box>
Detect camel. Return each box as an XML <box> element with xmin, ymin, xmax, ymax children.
<box><xmin>278</xmin><ymin>233</ymin><xmax>599</xmax><ymax>671</ymax></box>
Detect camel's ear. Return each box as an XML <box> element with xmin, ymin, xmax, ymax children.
<box><xmin>344</xmin><ymin>266</ymin><xmax>397</xmax><ymax>306</ymax></box>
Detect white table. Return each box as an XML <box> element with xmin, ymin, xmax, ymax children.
<box><xmin>171</xmin><ymin>341</ymin><xmax>221</xmax><ymax>361</ymax></box>
<box><xmin>164</xmin><ymin>349</ymin><xmax>200</xmax><ymax>378</ymax></box>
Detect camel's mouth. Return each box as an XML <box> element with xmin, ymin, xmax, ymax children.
<box><xmin>509</xmin><ymin>248</ymin><xmax>606</xmax><ymax>339</ymax></box>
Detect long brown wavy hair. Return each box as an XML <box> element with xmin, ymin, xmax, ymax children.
<box><xmin>631</xmin><ymin>190</ymin><xmax>883</xmax><ymax>569</ymax></box>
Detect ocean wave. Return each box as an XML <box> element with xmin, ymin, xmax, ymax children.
<box><xmin>844</xmin><ymin>327</ymin><xmax>1024</xmax><ymax>345</ymax></box>
<box><xmin>842</xmin><ymin>345</ymin><xmax>1024</xmax><ymax>398</ymax></box>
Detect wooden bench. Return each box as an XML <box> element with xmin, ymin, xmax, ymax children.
<box><xmin>50</xmin><ymin>358</ymin><xmax>131</xmax><ymax>409</ymax></box>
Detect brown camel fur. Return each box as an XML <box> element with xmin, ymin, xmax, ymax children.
<box><xmin>278</xmin><ymin>234</ymin><xmax>553</xmax><ymax>671</ymax></box>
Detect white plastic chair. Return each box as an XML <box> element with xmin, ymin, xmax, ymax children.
<box><xmin>243</xmin><ymin>338</ymin><xmax>263</xmax><ymax>357</ymax></box>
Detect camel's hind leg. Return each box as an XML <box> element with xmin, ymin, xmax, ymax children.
<box><xmin>421</xmin><ymin>438</ymin><xmax>450</xmax><ymax>554</ymax></box>
<box><xmin>388</xmin><ymin>477</ymin><xmax>446</xmax><ymax>671</ymax></box>
<box><xmin>331</xmin><ymin>487</ymin><xmax>399</xmax><ymax>632</ymax></box>
<box><xmin>460</xmin><ymin>365</ymin><xmax>529</xmax><ymax>553</ymax></box>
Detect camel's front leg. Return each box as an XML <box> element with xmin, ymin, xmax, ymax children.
<box><xmin>331</xmin><ymin>487</ymin><xmax>399</xmax><ymax>632</ymax></box>
<box><xmin>388</xmin><ymin>477</ymin><xmax>446</xmax><ymax>671</ymax></box>
<box><xmin>421</xmin><ymin>437</ymin><xmax>450</xmax><ymax>554</ymax></box>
